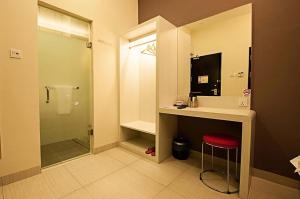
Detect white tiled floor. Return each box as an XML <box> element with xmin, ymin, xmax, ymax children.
<box><xmin>64</xmin><ymin>153</ymin><xmax>125</xmax><ymax>186</ymax></box>
<box><xmin>85</xmin><ymin>167</ymin><xmax>164</xmax><ymax>199</ymax></box>
<box><xmin>168</xmin><ymin>166</ymin><xmax>238</xmax><ymax>199</ymax></box>
<box><xmin>3</xmin><ymin>174</ymin><xmax>56</xmax><ymax>199</ymax></box>
<box><xmin>1</xmin><ymin>147</ymin><xmax>299</xmax><ymax>199</ymax></box>
<box><xmin>101</xmin><ymin>147</ymin><xmax>140</xmax><ymax>165</ymax></box>
<box><xmin>153</xmin><ymin>188</ymin><xmax>185</xmax><ymax>199</ymax></box>
<box><xmin>129</xmin><ymin>158</ymin><xmax>188</xmax><ymax>186</ymax></box>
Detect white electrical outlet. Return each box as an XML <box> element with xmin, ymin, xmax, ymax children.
<box><xmin>239</xmin><ymin>96</ymin><xmax>249</xmax><ymax>107</ymax></box>
<box><xmin>10</xmin><ymin>48</ymin><xmax>22</xmax><ymax>59</ymax></box>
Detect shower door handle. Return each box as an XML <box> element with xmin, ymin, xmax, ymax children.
<box><xmin>45</xmin><ymin>86</ymin><xmax>50</xmax><ymax>103</ymax></box>
<box><xmin>88</xmin><ymin>128</ymin><xmax>94</xmax><ymax>136</ymax></box>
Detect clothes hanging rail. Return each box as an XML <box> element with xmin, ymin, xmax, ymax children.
<box><xmin>129</xmin><ymin>39</ymin><xmax>156</xmax><ymax>49</ymax></box>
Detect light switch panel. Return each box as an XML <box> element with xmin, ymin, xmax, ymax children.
<box><xmin>10</xmin><ymin>48</ymin><xmax>22</xmax><ymax>59</ymax></box>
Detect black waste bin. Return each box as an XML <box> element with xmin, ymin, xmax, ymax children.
<box><xmin>172</xmin><ymin>137</ymin><xmax>190</xmax><ymax>160</ymax></box>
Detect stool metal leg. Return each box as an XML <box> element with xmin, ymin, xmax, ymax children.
<box><xmin>236</xmin><ymin>148</ymin><xmax>238</xmax><ymax>178</ymax></box>
<box><xmin>227</xmin><ymin>149</ymin><xmax>230</xmax><ymax>193</ymax></box>
<box><xmin>200</xmin><ymin>144</ymin><xmax>239</xmax><ymax>194</ymax></box>
<box><xmin>201</xmin><ymin>142</ymin><xmax>204</xmax><ymax>171</ymax></box>
<box><xmin>211</xmin><ymin>146</ymin><xmax>214</xmax><ymax>169</ymax></box>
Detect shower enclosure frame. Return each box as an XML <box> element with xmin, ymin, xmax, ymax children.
<box><xmin>38</xmin><ymin>1</ymin><xmax>94</xmax><ymax>167</ymax></box>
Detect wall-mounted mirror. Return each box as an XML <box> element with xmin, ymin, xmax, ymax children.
<box><xmin>177</xmin><ymin>4</ymin><xmax>252</xmax><ymax>99</ymax></box>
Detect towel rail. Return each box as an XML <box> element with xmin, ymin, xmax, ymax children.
<box><xmin>45</xmin><ymin>86</ymin><xmax>79</xmax><ymax>103</ymax></box>
<box><xmin>45</xmin><ymin>86</ymin><xmax>50</xmax><ymax>103</ymax></box>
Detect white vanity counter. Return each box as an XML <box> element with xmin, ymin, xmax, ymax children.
<box><xmin>159</xmin><ymin>106</ymin><xmax>255</xmax><ymax>122</ymax></box>
<box><xmin>158</xmin><ymin>105</ymin><xmax>256</xmax><ymax>199</ymax></box>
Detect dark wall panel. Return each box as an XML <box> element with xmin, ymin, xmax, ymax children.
<box><xmin>138</xmin><ymin>0</ymin><xmax>300</xmax><ymax>180</ymax></box>
<box><xmin>177</xmin><ymin>116</ymin><xmax>242</xmax><ymax>162</ymax></box>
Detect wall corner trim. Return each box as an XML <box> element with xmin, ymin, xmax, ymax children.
<box><xmin>252</xmin><ymin>167</ymin><xmax>300</xmax><ymax>189</ymax></box>
<box><xmin>93</xmin><ymin>142</ymin><xmax>118</xmax><ymax>154</ymax></box>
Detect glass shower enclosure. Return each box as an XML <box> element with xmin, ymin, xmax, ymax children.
<box><xmin>38</xmin><ymin>6</ymin><xmax>92</xmax><ymax>167</ymax></box>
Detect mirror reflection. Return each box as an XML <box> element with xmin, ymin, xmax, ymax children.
<box><xmin>177</xmin><ymin>4</ymin><xmax>252</xmax><ymax>98</ymax></box>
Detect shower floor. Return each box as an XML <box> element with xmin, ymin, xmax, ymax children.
<box><xmin>41</xmin><ymin>139</ymin><xmax>90</xmax><ymax>167</ymax></box>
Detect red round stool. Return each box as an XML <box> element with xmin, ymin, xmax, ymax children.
<box><xmin>200</xmin><ymin>134</ymin><xmax>240</xmax><ymax>194</ymax></box>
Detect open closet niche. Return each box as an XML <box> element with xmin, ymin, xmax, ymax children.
<box><xmin>119</xmin><ymin>16</ymin><xmax>177</xmax><ymax>162</ymax></box>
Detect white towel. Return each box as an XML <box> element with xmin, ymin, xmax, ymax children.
<box><xmin>54</xmin><ymin>85</ymin><xmax>73</xmax><ymax>115</ymax></box>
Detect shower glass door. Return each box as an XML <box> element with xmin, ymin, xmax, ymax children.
<box><xmin>38</xmin><ymin>6</ymin><xmax>92</xmax><ymax>167</ymax></box>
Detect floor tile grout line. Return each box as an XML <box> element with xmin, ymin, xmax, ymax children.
<box><xmin>95</xmin><ymin>149</ymin><xmax>173</xmax><ymax>187</ymax></box>
<box><xmin>81</xmin><ymin>164</ymin><xmax>168</xmax><ymax>199</ymax></box>
<box><xmin>94</xmin><ymin>148</ymin><xmax>145</xmax><ymax>169</ymax></box>
<box><xmin>128</xmin><ymin>163</ymin><xmax>186</xmax><ymax>187</ymax></box>
<box><xmin>58</xmin><ymin>186</ymin><xmax>83</xmax><ymax>199</ymax></box>
<box><xmin>152</xmin><ymin>158</ymin><xmax>202</xmax><ymax>199</ymax></box>
<box><xmin>47</xmin><ymin>170</ymin><xmax>75</xmax><ymax>199</ymax></box>
<box><xmin>165</xmin><ymin>185</ymin><xmax>190</xmax><ymax>199</ymax></box>
<box><xmin>59</xmin><ymin>150</ymin><xmax>133</xmax><ymax>189</ymax></box>
<box><xmin>167</xmin><ymin>166</ymin><xmax>193</xmax><ymax>184</ymax></box>
<box><xmin>56</xmin><ymin>165</ymin><xmax>85</xmax><ymax>199</ymax></box>
<box><xmin>81</xmin><ymin>160</ymin><xmax>171</xmax><ymax>192</ymax></box>
<box><xmin>127</xmin><ymin>156</ymin><xmax>192</xmax><ymax>187</ymax></box>
<box><xmin>89</xmin><ymin>152</ymin><xmax>133</xmax><ymax>181</ymax></box>
<box><xmin>81</xmin><ymin>164</ymin><xmax>132</xmax><ymax>188</ymax></box>
<box><xmin>81</xmin><ymin>186</ymin><xmax>95</xmax><ymax>199</ymax></box>
<box><xmin>165</xmin><ymin>168</ymin><xmax>191</xmax><ymax>188</ymax></box>
<box><xmin>151</xmin><ymin>186</ymin><xmax>168</xmax><ymax>199</ymax></box>
<box><xmin>53</xmin><ymin>154</ymin><xmax>126</xmax><ymax>199</ymax></box>
<box><xmin>3</xmin><ymin>148</ymin><xmax>199</xmax><ymax>199</ymax></box>
<box><xmin>22</xmin><ymin>171</ymin><xmax>58</xmax><ymax>199</ymax></box>
<box><xmin>100</xmin><ymin>147</ymin><xmax>143</xmax><ymax>165</ymax></box>
<box><xmin>1</xmin><ymin>152</ymin><xmax>240</xmax><ymax>199</ymax></box>
<box><xmin>63</xmin><ymin>164</ymin><xmax>84</xmax><ymax>187</ymax></box>
<box><xmin>62</xmin><ymin>163</ymin><xmax>99</xmax><ymax>188</ymax></box>
<box><xmin>151</xmin><ymin>186</ymin><xmax>190</xmax><ymax>199</ymax></box>
<box><xmin>127</xmin><ymin>160</ymin><xmax>174</xmax><ymax>187</ymax></box>
<box><xmin>103</xmin><ymin>149</ymin><xmax>177</xmax><ymax>187</ymax></box>
<box><xmin>97</xmin><ymin>150</ymin><xmax>139</xmax><ymax>166</ymax></box>
<box><xmin>164</xmin><ymin>166</ymin><xmax>206</xmax><ymax>199</ymax></box>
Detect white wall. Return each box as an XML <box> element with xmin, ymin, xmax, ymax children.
<box><xmin>0</xmin><ymin>0</ymin><xmax>41</xmax><ymax>176</ymax></box>
<box><xmin>177</xmin><ymin>27</ymin><xmax>191</xmax><ymax>100</ymax></box>
<box><xmin>0</xmin><ymin>0</ymin><xmax>137</xmax><ymax>177</ymax></box>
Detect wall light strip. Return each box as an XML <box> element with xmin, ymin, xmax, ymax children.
<box><xmin>38</xmin><ymin>6</ymin><xmax>90</xmax><ymax>39</ymax></box>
